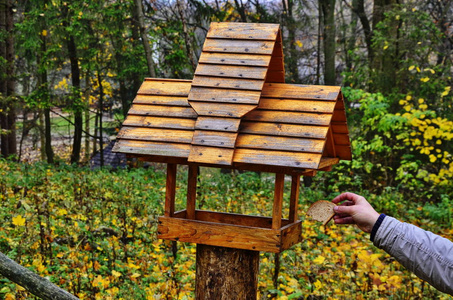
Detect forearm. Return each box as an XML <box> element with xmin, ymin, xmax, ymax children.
<box><xmin>373</xmin><ymin>216</ymin><xmax>453</xmax><ymax>295</ymax></box>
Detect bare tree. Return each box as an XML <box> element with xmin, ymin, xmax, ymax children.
<box><xmin>0</xmin><ymin>0</ymin><xmax>17</xmax><ymax>158</ymax></box>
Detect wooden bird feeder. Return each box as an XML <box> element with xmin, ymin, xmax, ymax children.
<box><xmin>113</xmin><ymin>22</ymin><xmax>351</xmax><ymax>254</ymax></box>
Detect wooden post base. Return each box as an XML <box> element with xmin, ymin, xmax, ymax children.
<box><xmin>195</xmin><ymin>244</ymin><xmax>259</xmax><ymax>300</ymax></box>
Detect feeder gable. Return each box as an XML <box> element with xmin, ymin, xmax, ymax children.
<box><xmin>113</xmin><ymin>22</ymin><xmax>352</xmax><ymax>173</ymax></box>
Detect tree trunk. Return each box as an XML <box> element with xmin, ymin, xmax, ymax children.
<box><xmin>176</xmin><ymin>0</ymin><xmax>197</xmax><ymax>72</ymax></box>
<box><xmin>234</xmin><ymin>0</ymin><xmax>248</xmax><ymax>22</ymax></box>
<box><xmin>320</xmin><ymin>0</ymin><xmax>336</xmax><ymax>85</ymax></box>
<box><xmin>62</xmin><ymin>6</ymin><xmax>83</xmax><ymax>164</ymax></box>
<box><xmin>282</xmin><ymin>0</ymin><xmax>299</xmax><ymax>83</ymax></box>
<box><xmin>0</xmin><ymin>251</ymin><xmax>79</xmax><ymax>300</ymax></box>
<box><xmin>0</xmin><ymin>0</ymin><xmax>17</xmax><ymax>158</ymax></box>
<box><xmin>195</xmin><ymin>244</ymin><xmax>259</xmax><ymax>300</ymax></box>
<box><xmin>134</xmin><ymin>0</ymin><xmax>156</xmax><ymax>77</ymax></box>
<box><xmin>355</xmin><ymin>0</ymin><xmax>374</xmax><ymax>63</ymax></box>
<box><xmin>97</xmin><ymin>69</ymin><xmax>104</xmax><ymax>167</ymax></box>
<box><xmin>38</xmin><ymin>25</ymin><xmax>54</xmax><ymax>163</ymax></box>
<box><xmin>370</xmin><ymin>0</ymin><xmax>397</xmax><ymax>92</ymax></box>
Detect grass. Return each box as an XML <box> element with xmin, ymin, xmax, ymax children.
<box><xmin>0</xmin><ymin>161</ymin><xmax>451</xmax><ymax>299</ymax></box>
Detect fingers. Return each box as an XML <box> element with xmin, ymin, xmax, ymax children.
<box><xmin>333</xmin><ymin>204</ymin><xmax>356</xmax><ymax>217</ymax></box>
<box><xmin>333</xmin><ymin>215</ymin><xmax>355</xmax><ymax>225</ymax></box>
<box><xmin>332</xmin><ymin>192</ymin><xmax>365</xmax><ymax>205</ymax></box>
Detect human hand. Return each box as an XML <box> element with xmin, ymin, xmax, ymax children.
<box><xmin>332</xmin><ymin>192</ymin><xmax>380</xmax><ymax>233</ymax></box>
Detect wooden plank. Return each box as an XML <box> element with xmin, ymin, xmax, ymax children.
<box><xmin>192</xmin><ymin>131</ymin><xmax>238</xmax><ymax>148</ymax></box>
<box><xmin>324</xmin><ymin>128</ymin><xmax>336</xmax><ymax>157</ymax></box>
<box><xmin>335</xmin><ymin>145</ymin><xmax>352</xmax><ymax>160</ymax></box>
<box><xmin>195</xmin><ymin>64</ymin><xmax>268</xmax><ymax>80</ymax></box>
<box><xmin>127</xmin><ymin>104</ymin><xmax>197</xmax><ymax>118</ymax></box>
<box><xmin>233</xmin><ymin>148</ymin><xmax>322</xmax><ymax>169</ymax></box>
<box><xmin>137</xmin><ymin>155</ymin><xmax>187</xmax><ymax>165</ymax></box>
<box><xmin>333</xmin><ymin>133</ymin><xmax>350</xmax><ymax>145</ymax></box>
<box><xmin>186</xmin><ymin>165</ymin><xmax>198</xmax><ymax>220</ymax></box>
<box><xmin>265</xmin><ymin>71</ymin><xmax>285</xmax><ymax>83</ymax></box>
<box><xmin>189</xmin><ymin>210</ymin><xmax>291</xmax><ymax>228</ymax></box>
<box><xmin>243</xmin><ymin>110</ymin><xmax>333</xmax><ymax>126</ymax></box>
<box><xmin>207</xmin><ymin>22</ymin><xmax>280</xmax><ymax>41</ymax></box>
<box><xmin>138</xmin><ymin>79</ymin><xmax>191</xmax><ymax>96</ymax></box>
<box><xmin>266</xmin><ymin>32</ymin><xmax>285</xmax><ymax>83</ymax></box>
<box><xmin>117</xmin><ymin>127</ymin><xmax>193</xmax><ymax>144</ymax></box>
<box><xmin>198</xmin><ymin>52</ymin><xmax>271</xmax><ymax>66</ymax></box>
<box><xmin>195</xmin><ymin>117</ymin><xmax>241</xmax><ymax>132</ymax></box>
<box><xmin>272</xmin><ymin>173</ymin><xmax>285</xmax><ymax>230</ymax></box>
<box><xmin>203</xmin><ymin>38</ymin><xmax>275</xmax><ymax>55</ymax></box>
<box><xmin>133</xmin><ymin>95</ymin><xmax>190</xmax><ymax>106</ymax></box>
<box><xmin>331</xmin><ymin>122</ymin><xmax>349</xmax><ymax>134</ymax></box>
<box><xmin>190</xmin><ymin>101</ymin><xmax>257</xmax><ymax>118</ymax></box>
<box><xmin>269</xmin><ymin>55</ymin><xmax>284</xmax><ymax>71</ymax></box>
<box><xmin>280</xmin><ymin>221</ymin><xmax>303</xmax><ymax>250</ymax></box>
<box><xmin>239</xmin><ymin>121</ymin><xmax>328</xmax><ymax>139</ymax></box>
<box><xmin>123</xmin><ymin>116</ymin><xmax>196</xmax><ymax>130</ymax></box>
<box><xmin>192</xmin><ymin>75</ymin><xmax>265</xmax><ymax>91</ymax></box>
<box><xmin>236</xmin><ymin>134</ymin><xmax>325</xmax><ymax>153</ymax></box>
<box><xmin>189</xmin><ymin>87</ymin><xmax>261</xmax><ymax>105</ymax></box>
<box><xmin>188</xmin><ymin>145</ymin><xmax>235</xmax><ymax>165</ymax></box>
<box><xmin>258</xmin><ymin>98</ymin><xmax>336</xmax><ymax>113</ymax></box>
<box><xmin>289</xmin><ymin>175</ymin><xmax>300</xmax><ymax>223</ymax></box>
<box><xmin>318</xmin><ymin>157</ymin><xmax>340</xmax><ymax>169</ymax></box>
<box><xmin>157</xmin><ymin>216</ymin><xmax>282</xmax><ymax>252</ymax></box>
<box><xmin>335</xmin><ymin>97</ymin><xmax>345</xmax><ymax>110</ymax></box>
<box><xmin>112</xmin><ymin>139</ymin><xmax>190</xmax><ymax>157</ymax></box>
<box><xmin>332</xmin><ymin>109</ymin><xmax>347</xmax><ymax>122</ymax></box>
<box><xmin>165</xmin><ymin>164</ymin><xmax>177</xmax><ymax>217</ymax></box>
<box><xmin>262</xmin><ymin>83</ymin><xmax>340</xmax><ymax>100</ymax></box>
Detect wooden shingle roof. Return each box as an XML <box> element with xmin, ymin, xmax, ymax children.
<box><xmin>113</xmin><ymin>22</ymin><xmax>351</xmax><ymax>174</ymax></box>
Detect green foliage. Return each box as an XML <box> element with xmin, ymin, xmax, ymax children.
<box><xmin>316</xmin><ymin>87</ymin><xmax>453</xmax><ymax>201</ymax></box>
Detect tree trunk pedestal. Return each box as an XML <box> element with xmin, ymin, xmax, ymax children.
<box><xmin>195</xmin><ymin>244</ymin><xmax>260</xmax><ymax>300</ymax></box>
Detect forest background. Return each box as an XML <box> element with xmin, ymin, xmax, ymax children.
<box><xmin>0</xmin><ymin>0</ymin><xmax>452</xmax><ymax>299</ymax></box>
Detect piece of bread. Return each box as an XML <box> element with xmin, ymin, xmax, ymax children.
<box><xmin>307</xmin><ymin>200</ymin><xmax>337</xmax><ymax>226</ymax></box>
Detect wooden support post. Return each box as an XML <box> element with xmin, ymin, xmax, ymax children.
<box><xmin>186</xmin><ymin>164</ymin><xmax>198</xmax><ymax>220</ymax></box>
<box><xmin>195</xmin><ymin>244</ymin><xmax>259</xmax><ymax>300</ymax></box>
<box><xmin>165</xmin><ymin>163</ymin><xmax>177</xmax><ymax>217</ymax></box>
<box><xmin>289</xmin><ymin>175</ymin><xmax>300</xmax><ymax>223</ymax></box>
<box><xmin>272</xmin><ymin>173</ymin><xmax>285</xmax><ymax>230</ymax></box>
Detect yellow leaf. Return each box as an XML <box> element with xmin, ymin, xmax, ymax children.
<box><xmin>383</xmin><ymin>45</ymin><xmax>389</xmax><ymax>50</ymax></box>
<box><xmin>314</xmin><ymin>279</ymin><xmax>322</xmax><ymax>290</ymax></box>
<box><xmin>42</xmin><ymin>30</ymin><xmax>47</xmax><ymax>36</ymax></box>
<box><xmin>131</xmin><ymin>273</ymin><xmax>141</xmax><ymax>278</ymax></box>
<box><xmin>12</xmin><ymin>215</ymin><xmax>26</xmax><ymax>226</ymax></box>
<box><xmin>408</xmin><ymin>65</ymin><xmax>415</xmax><ymax>71</ymax></box>
<box><xmin>313</xmin><ymin>255</ymin><xmax>326</xmax><ymax>264</ymax></box>
<box><xmin>5</xmin><ymin>293</ymin><xmax>15</xmax><ymax>300</ymax></box>
<box><xmin>112</xmin><ymin>270</ymin><xmax>122</xmax><ymax>277</ymax></box>
<box><xmin>420</xmin><ymin>77</ymin><xmax>430</xmax><ymax>82</ymax></box>
<box><xmin>295</xmin><ymin>40</ymin><xmax>303</xmax><ymax>48</ymax></box>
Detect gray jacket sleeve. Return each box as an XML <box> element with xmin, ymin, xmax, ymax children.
<box><xmin>373</xmin><ymin>216</ymin><xmax>453</xmax><ymax>295</ymax></box>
